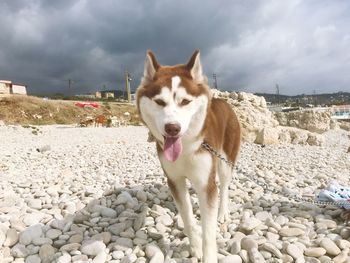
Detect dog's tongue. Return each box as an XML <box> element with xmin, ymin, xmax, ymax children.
<box><xmin>164</xmin><ymin>137</ymin><xmax>182</xmax><ymax>162</ymax></box>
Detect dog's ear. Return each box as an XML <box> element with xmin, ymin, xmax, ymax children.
<box><xmin>142</xmin><ymin>50</ymin><xmax>160</xmax><ymax>84</ymax></box>
<box><xmin>186</xmin><ymin>50</ymin><xmax>204</xmax><ymax>82</ymax></box>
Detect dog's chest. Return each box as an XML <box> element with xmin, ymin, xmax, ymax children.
<box><xmin>159</xmin><ymin>149</ymin><xmax>213</xmax><ymax>182</ymax></box>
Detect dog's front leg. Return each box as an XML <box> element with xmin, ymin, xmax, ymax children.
<box><xmin>167</xmin><ymin>176</ymin><xmax>202</xmax><ymax>259</ymax></box>
<box><xmin>192</xmin><ymin>170</ymin><xmax>218</xmax><ymax>263</ymax></box>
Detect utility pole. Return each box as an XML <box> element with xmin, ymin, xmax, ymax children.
<box><xmin>124</xmin><ymin>70</ymin><xmax>132</xmax><ymax>102</ymax></box>
<box><xmin>313</xmin><ymin>89</ymin><xmax>317</xmax><ymax>106</ymax></box>
<box><xmin>68</xmin><ymin>79</ymin><xmax>74</xmax><ymax>90</ymax></box>
<box><xmin>276</xmin><ymin>84</ymin><xmax>280</xmax><ymax>105</ymax></box>
<box><xmin>213</xmin><ymin>73</ymin><xmax>218</xmax><ymax>90</ymax></box>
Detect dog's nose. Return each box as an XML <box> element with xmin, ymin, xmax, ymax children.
<box><xmin>165</xmin><ymin>123</ymin><xmax>181</xmax><ymax>136</ymax></box>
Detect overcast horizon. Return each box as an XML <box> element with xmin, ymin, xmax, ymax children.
<box><xmin>1</xmin><ymin>0</ymin><xmax>350</xmax><ymax>96</ymax></box>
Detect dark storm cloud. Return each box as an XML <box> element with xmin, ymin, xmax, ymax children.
<box><xmin>0</xmin><ymin>0</ymin><xmax>349</xmax><ymax>95</ymax></box>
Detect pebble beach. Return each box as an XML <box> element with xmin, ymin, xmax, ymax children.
<box><xmin>1</xmin><ymin>125</ymin><xmax>350</xmax><ymax>263</ymax></box>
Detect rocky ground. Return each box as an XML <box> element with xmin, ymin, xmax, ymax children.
<box><xmin>0</xmin><ymin>125</ymin><xmax>350</xmax><ymax>263</ymax></box>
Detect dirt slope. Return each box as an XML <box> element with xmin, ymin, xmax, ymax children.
<box><xmin>0</xmin><ymin>95</ymin><xmax>139</xmax><ymax>125</ymax></box>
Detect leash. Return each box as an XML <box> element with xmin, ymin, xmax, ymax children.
<box><xmin>201</xmin><ymin>142</ymin><xmax>350</xmax><ymax>209</ymax></box>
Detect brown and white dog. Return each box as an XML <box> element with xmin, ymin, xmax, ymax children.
<box><xmin>136</xmin><ymin>50</ymin><xmax>241</xmax><ymax>262</ymax></box>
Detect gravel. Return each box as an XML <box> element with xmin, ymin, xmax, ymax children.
<box><xmin>0</xmin><ymin>125</ymin><xmax>350</xmax><ymax>262</ymax></box>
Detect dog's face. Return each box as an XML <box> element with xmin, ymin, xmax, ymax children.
<box><xmin>137</xmin><ymin>50</ymin><xmax>210</xmax><ymax>162</ymax></box>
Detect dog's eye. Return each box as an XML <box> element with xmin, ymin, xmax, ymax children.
<box><xmin>180</xmin><ymin>99</ymin><xmax>192</xmax><ymax>106</ymax></box>
<box><xmin>154</xmin><ymin>99</ymin><xmax>166</xmax><ymax>106</ymax></box>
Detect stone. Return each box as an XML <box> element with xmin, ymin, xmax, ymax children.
<box><xmin>112</xmin><ymin>250</ymin><xmax>125</xmax><ymax>259</ymax></box>
<box><xmin>275</xmin><ymin>215</ymin><xmax>288</xmax><ymax>226</ymax></box>
<box><xmin>45</xmin><ymin>229</ymin><xmax>61</xmax><ymax>239</ymax></box>
<box><xmin>39</xmin><ymin>244</ymin><xmax>55</xmax><ymax>263</ymax></box>
<box><xmin>50</xmin><ymin>219</ymin><xmax>67</xmax><ymax>231</ymax></box>
<box><xmin>240</xmin><ymin>218</ymin><xmax>262</xmax><ymax>231</ymax></box>
<box><xmin>0</xmin><ymin>229</ymin><xmax>5</xmax><ymax>246</ymax></box>
<box><xmin>19</xmin><ymin>225</ymin><xmax>43</xmax><ymax>245</ymax></box>
<box><xmin>68</xmin><ymin>234</ymin><xmax>83</xmax><ymax>244</ymax></box>
<box><xmin>261</xmin><ymin>242</ymin><xmax>283</xmax><ymax>258</ymax></box>
<box><xmin>145</xmin><ymin>243</ymin><xmax>164</xmax><ymax>262</ymax></box>
<box><xmin>320</xmin><ymin>238</ymin><xmax>341</xmax><ymax>256</ymax></box>
<box><xmin>23</xmin><ymin>213</ymin><xmax>44</xmax><ymax>226</ymax></box>
<box><xmin>318</xmin><ymin>219</ymin><xmax>337</xmax><ymax>229</ymax></box>
<box><xmin>92</xmin><ymin>251</ymin><xmax>108</xmax><ymax>263</ymax></box>
<box><xmin>81</xmin><ymin>240</ymin><xmax>106</xmax><ymax>256</ymax></box>
<box><xmin>121</xmin><ymin>254</ymin><xmax>138</xmax><ymax>263</ymax></box>
<box><xmin>156</xmin><ymin>215</ymin><xmax>173</xmax><ymax>226</ymax></box>
<box><xmin>72</xmin><ymin>255</ymin><xmax>88</xmax><ymax>261</ymax></box>
<box><xmin>255</xmin><ymin>127</ymin><xmax>280</xmax><ymax>145</ymax></box>
<box><xmin>25</xmin><ymin>254</ymin><xmax>41</xmax><ymax>263</ymax></box>
<box><xmin>32</xmin><ymin>237</ymin><xmax>53</xmax><ymax>246</ymax></box>
<box><xmin>59</xmin><ymin>243</ymin><xmax>81</xmax><ymax>252</ymax></box>
<box><xmin>148</xmin><ymin>230</ymin><xmax>163</xmax><ymax>240</ymax></box>
<box><xmin>333</xmin><ymin>249</ymin><xmax>349</xmax><ymax>263</ymax></box>
<box><xmin>136</xmin><ymin>191</ymin><xmax>147</xmax><ymax>202</ymax></box>
<box><xmin>27</xmin><ymin>244</ymin><xmax>40</xmax><ymax>255</ymax></box>
<box><xmin>134</xmin><ymin>210</ymin><xmax>147</xmax><ymax>231</ymax></box>
<box><xmin>305</xmin><ymin>257</ymin><xmax>321</xmax><ymax>263</ymax></box>
<box><xmin>219</xmin><ymin>255</ymin><xmax>242</xmax><ymax>263</ymax></box>
<box><xmin>11</xmin><ymin>243</ymin><xmax>29</xmax><ymax>258</ymax></box>
<box><xmin>336</xmin><ymin>239</ymin><xmax>350</xmax><ymax>250</ymax></box>
<box><xmin>286</xmin><ymin>243</ymin><xmax>303</xmax><ymax>259</ymax></box>
<box><xmin>266</xmin><ymin>232</ymin><xmax>279</xmax><ymax>242</ymax></box>
<box><xmin>116</xmin><ymin>191</ymin><xmax>134</xmax><ymax>205</ymax></box>
<box><xmin>304</xmin><ymin>247</ymin><xmax>326</xmax><ymax>257</ymax></box>
<box><xmin>279</xmin><ymin>228</ymin><xmax>304</xmax><ymax>237</ymax></box>
<box><xmin>56</xmin><ymin>252</ymin><xmax>71</xmax><ymax>263</ymax></box>
<box><xmin>101</xmin><ymin>207</ymin><xmax>117</xmax><ymax>218</ymax></box>
<box><xmin>281</xmin><ymin>254</ymin><xmax>294</xmax><ymax>263</ymax></box>
<box><xmin>255</xmin><ymin>211</ymin><xmax>271</xmax><ymax>221</ymax></box>
<box><xmin>248</xmin><ymin>247</ymin><xmax>265</xmax><ymax>263</ymax></box>
<box><xmin>27</xmin><ymin>199</ymin><xmax>42</xmax><ymax>210</ymax></box>
<box><xmin>109</xmin><ymin>222</ymin><xmax>130</xmax><ymax>235</ymax></box>
<box><xmin>230</xmin><ymin>240</ymin><xmax>241</xmax><ymax>254</ymax></box>
<box><xmin>114</xmin><ymin>237</ymin><xmax>133</xmax><ymax>249</ymax></box>
<box><xmin>4</xmin><ymin>228</ymin><xmax>19</xmax><ymax>247</ymax></box>
<box><xmin>241</xmin><ymin>237</ymin><xmax>258</xmax><ymax>250</ymax></box>
<box><xmin>91</xmin><ymin>232</ymin><xmax>111</xmax><ymax>244</ymax></box>
<box><xmin>73</xmin><ymin>214</ymin><xmax>90</xmax><ymax>224</ymax></box>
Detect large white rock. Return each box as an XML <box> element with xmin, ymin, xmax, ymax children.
<box><xmin>81</xmin><ymin>240</ymin><xmax>106</xmax><ymax>256</ymax></box>
<box><xmin>4</xmin><ymin>228</ymin><xmax>19</xmax><ymax>247</ymax></box>
<box><xmin>320</xmin><ymin>238</ymin><xmax>341</xmax><ymax>256</ymax></box>
<box><xmin>39</xmin><ymin>244</ymin><xmax>56</xmax><ymax>263</ymax></box>
<box><xmin>275</xmin><ymin>109</ymin><xmax>332</xmax><ymax>133</ymax></box>
<box><xmin>211</xmin><ymin>89</ymin><xmax>325</xmax><ymax>146</ymax></box>
<box><xmin>255</xmin><ymin>127</ymin><xmax>280</xmax><ymax>145</ymax></box>
<box><xmin>19</xmin><ymin>225</ymin><xmax>43</xmax><ymax>245</ymax></box>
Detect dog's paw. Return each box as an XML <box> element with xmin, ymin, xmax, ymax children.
<box><xmin>190</xmin><ymin>236</ymin><xmax>202</xmax><ymax>259</ymax></box>
<box><xmin>189</xmin><ymin>225</ymin><xmax>203</xmax><ymax>259</ymax></box>
<box><xmin>218</xmin><ymin>209</ymin><xmax>230</xmax><ymax>223</ymax></box>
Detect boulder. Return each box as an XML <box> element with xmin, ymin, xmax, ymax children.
<box><xmin>211</xmin><ymin>89</ymin><xmax>327</xmax><ymax>146</ymax></box>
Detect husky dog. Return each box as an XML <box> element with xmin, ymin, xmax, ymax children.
<box><xmin>136</xmin><ymin>50</ymin><xmax>241</xmax><ymax>262</ymax></box>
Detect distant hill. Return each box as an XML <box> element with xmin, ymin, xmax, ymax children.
<box><xmin>254</xmin><ymin>91</ymin><xmax>350</xmax><ymax>106</ymax></box>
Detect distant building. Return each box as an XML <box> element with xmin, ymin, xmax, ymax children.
<box><xmin>75</xmin><ymin>93</ymin><xmax>96</xmax><ymax>99</ymax></box>
<box><xmin>0</xmin><ymin>80</ymin><xmax>11</xmax><ymax>94</ymax></box>
<box><xmin>96</xmin><ymin>90</ymin><xmax>125</xmax><ymax>99</ymax></box>
<box><xmin>104</xmin><ymin>92</ymin><xmax>114</xmax><ymax>99</ymax></box>
<box><xmin>0</xmin><ymin>80</ymin><xmax>27</xmax><ymax>95</ymax></box>
<box><xmin>95</xmin><ymin>91</ymin><xmax>102</xmax><ymax>99</ymax></box>
<box><xmin>12</xmin><ymin>84</ymin><xmax>27</xmax><ymax>95</ymax></box>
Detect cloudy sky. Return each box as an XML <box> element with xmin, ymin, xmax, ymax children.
<box><xmin>0</xmin><ymin>0</ymin><xmax>349</xmax><ymax>95</ymax></box>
